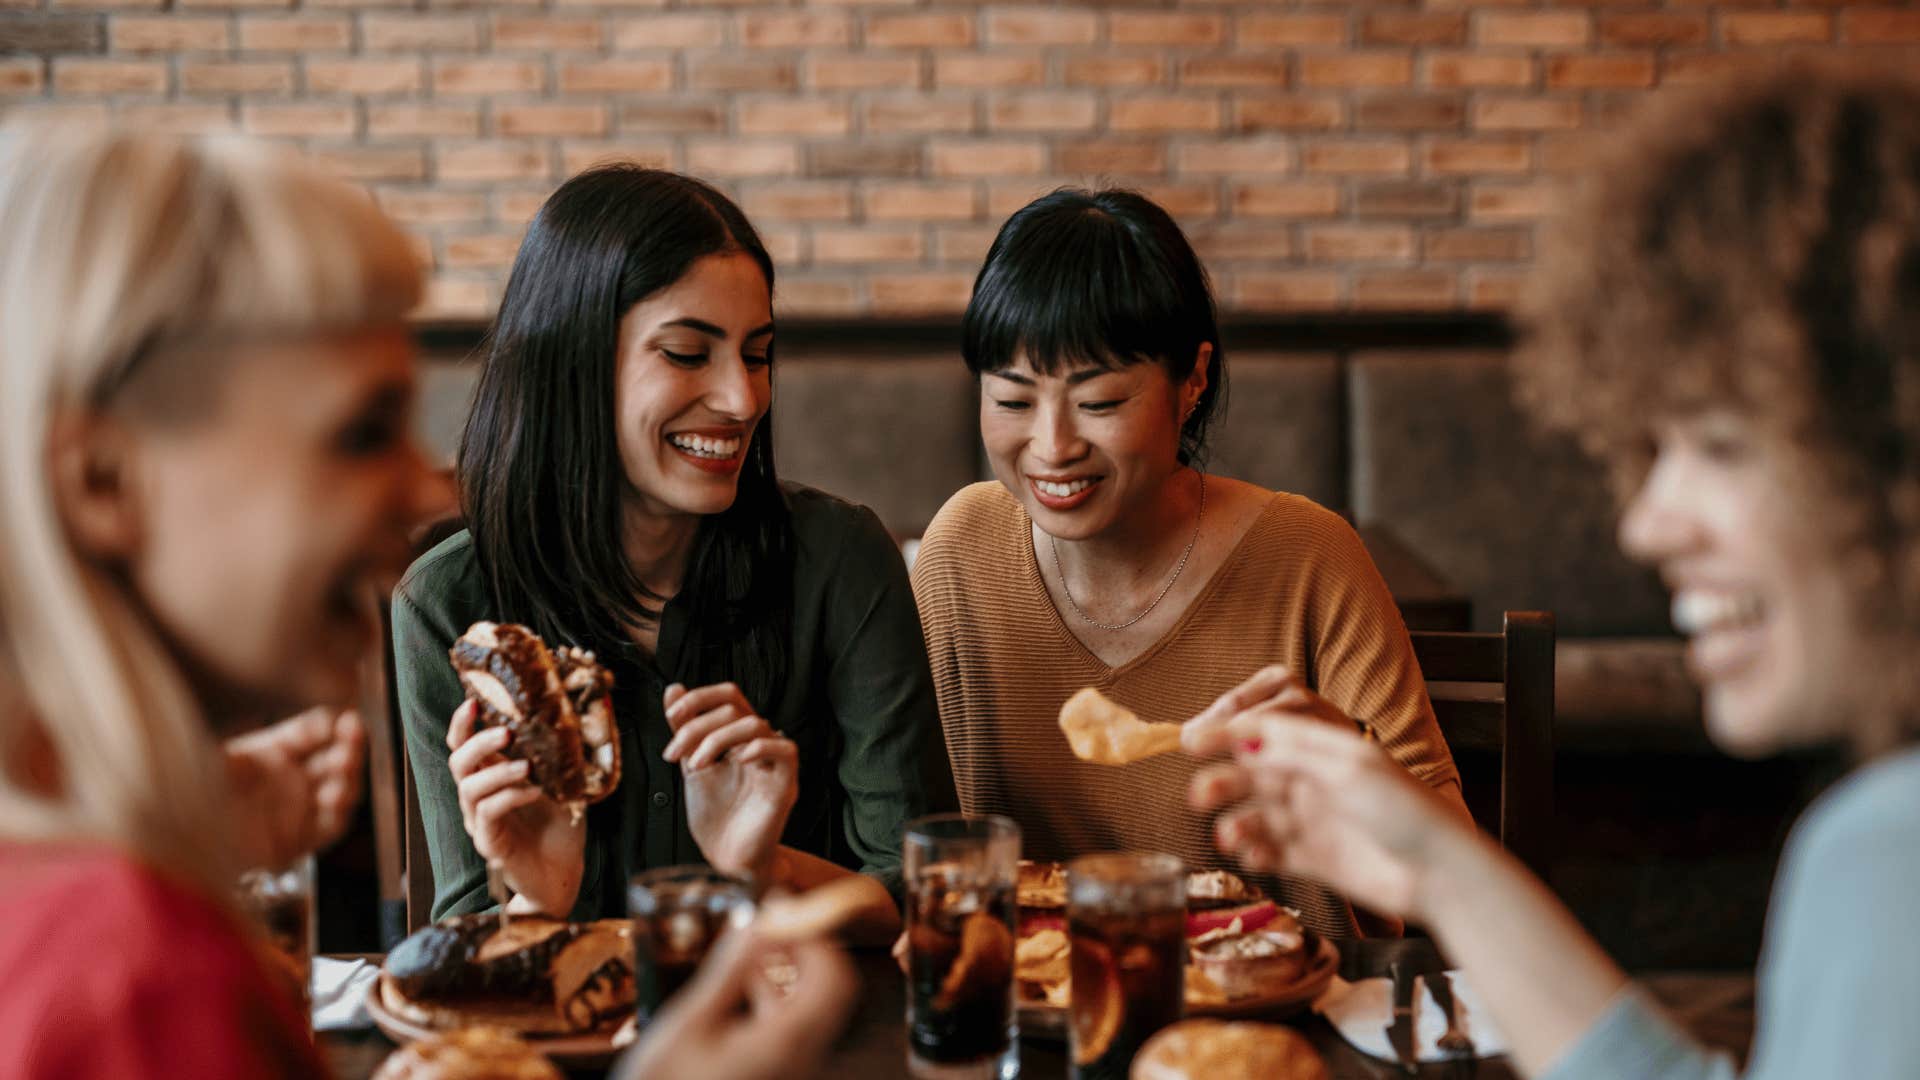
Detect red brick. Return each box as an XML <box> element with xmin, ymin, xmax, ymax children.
<box><xmin>812</xmin><ymin>144</ymin><xmax>916</xmax><ymax>183</ymax></box>
<box><xmin>42</xmin><ymin>0</ymin><xmax>161</xmax><ymax>10</ymax></box>
<box><xmin>1470</xmin><ymin>181</ymin><xmax>1561</xmax><ymax>221</ymax></box>
<box><xmin>497</xmin><ymin>104</ymin><xmax>609</xmax><ymax>138</ymax></box>
<box><xmin>739</xmin><ymin>182</ymin><xmax>852</xmax><ymax>221</ymax></box>
<box><xmin>1188</xmin><ymin>223</ymin><xmax>1294</xmax><ymax>262</ymax></box>
<box><xmin>934</xmin><ymin>225</ymin><xmax>997</xmax><ymax>264</ymax></box>
<box><xmin>1234</xmin><ymin>272</ymin><xmax>1342</xmax><ymax>312</ymax></box>
<box><xmin>359</xmin><ymin>15</ymin><xmax>479</xmax><ymax>51</ymax></box>
<box><xmin>619</xmin><ymin>101</ymin><xmax>726</xmax><ymax>134</ymax></box>
<box><xmin>1056</xmin><ymin>138</ymin><xmax>1167</xmax><ymax>175</ymax></box>
<box><xmin>689</xmin><ymin>55</ymin><xmax>795</xmax><ymax>92</ymax></box>
<box><xmin>310</xmin><ymin>146</ymin><xmax>426</xmax><ymax>182</ymax></box>
<box><xmin>1301</xmin><ymin>140</ymin><xmax>1411</xmax><ymax>176</ymax></box>
<box><xmin>1425</xmin><ymin>226</ymin><xmax>1529</xmax><ymax>262</ymax></box>
<box><xmin>1110</xmin><ymin>96</ymin><xmax>1221</xmax><ymax>134</ymax></box>
<box><xmin>112</xmin><ymin>17</ymin><xmax>229</xmax><ymax>51</ymax></box>
<box><xmin>1721</xmin><ymin>13</ymin><xmax>1831</xmax><ymax>46</ymax></box>
<box><xmin>558</xmin><ymin>141</ymin><xmax>674</xmax><ymax>176</ymax></box>
<box><xmin>1353</xmin><ymin>180</ymin><xmax>1459</xmax><ymax>218</ymax></box>
<box><xmin>867</xmin><ymin>13</ymin><xmax>973</xmax><ymax>48</ymax></box>
<box><xmin>934</xmin><ymin>53</ymin><xmax>1043</xmax><ymax>89</ymax></box>
<box><xmin>1235</xmin><ymin>95</ymin><xmax>1345</xmax><ymax>132</ymax></box>
<box><xmin>864</xmin><ymin>94</ymin><xmax>973</xmax><ymax>134</ymax></box>
<box><xmin>309</xmin><ymin>58</ymin><xmax>422</xmax><ymax>95</ymax></box>
<box><xmin>180</xmin><ymin>61</ymin><xmax>291</xmax><ymax>94</ymax></box>
<box><xmin>376</xmin><ymin>189</ymin><xmax>488</xmax><ymax>227</ymax></box>
<box><xmin>1424</xmin><ymin>53</ymin><xmax>1534</xmax><ymax>89</ymax></box>
<box><xmin>1599</xmin><ymin>13</ymin><xmax>1709</xmax><ymax>47</ymax></box>
<box><xmin>1546</xmin><ymin>54</ymin><xmax>1654</xmax><ymax>90</ymax></box>
<box><xmin>1179</xmin><ymin>56</ymin><xmax>1289</xmax><ymax>89</ymax></box>
<box><xmin>989</xmin><ymin>93</ymin><xmax>1097</xmax><ymax>133</ymax></box>
<box><xmin>1111</xmin><ymin>13</ymin><xmax>1225</xmax><ymax>47</ymax></box>
<box><xmin>1305</xmin><ymin>224</ymin><xmax>1413</xmax><ymax>262</ymax></box>
<box><xmin>1174</xmin><ymin>137</ymin><xmax>1293</xmax><ymax>176</ymax></box>
<box><xmin>1476</xmin><ymin>12</ymin><xmax>1590</xmax><ymax>48</ymax></box>
<box><xmin>433</xmin><ymin>59</ymin><xmax>545</xmax><ymax>96</ymax></box>
<box><xmin>560</xmin><ymin>60</ymin><xmax>674</xmax><ymax>94</ymax></box>
<box><xmin>1537</xmin><ymin>133</ymin><xmax>1599</xmax><ymax>175</ymax></box>
<box><xmin>53</xmin><ymin>58</ymin><xmax>165</xmax><ymax>95</ymax></box>
<box><xmin>438</xmin><ymin>143</ymin><xmax>551</xmax><ymax>183</ymax></box>
<box><xmin>491</xmin><ymin>16</ymin><xmax>601</xmax><ymax>51</ymax></box>
<box><xmin>759</xmin><ymin>227</ymin><xmax>804</xmax><ymax>268</ymax></box>
<box><xmin>174</xmin><ymin>0</ymin><xmax>292</xmax><ymax>10</ymax></box>
<box><xmin>1844</xmin><ymin>9</ymin><xmax>1920</xmax><ymax>45</ymax></box>
<box><xmin>1467</xmin><ymin>270</ymin><xmax>1527</xmax><ymax>311</ymax></box>
<box><xmin>416</xmin><ymin>279</ymin><xmax>496</xmax><ymax>324</ymax></box>
<box><xmin>738</xmin><ymin>98</ymin><xmax>850</xmax><ymax>136</ymax></box>
<box><xmin>612</xmin><ymin>15</ymin><xmax>725</xmax><ymax>50</ymax></box>
<box><xmin>1064</xmin><ymin>56</ymin><xmax>1166</xmax><ymax>88</ymax></box>
<box><xmin>443</xmin><ymin>232</ymin><xmax>525</xmax><ymax>270</ymax></box>
<box><xmin>686</xmin><ymin>140</ymin><xmax>799</xmax><ymax>178</ymax></box>
<box><xmin>1232</xmin><ymin>181</ymin><xmax>1340</xmax><ymax>219</ymax></box>
<box><xmin>869</xmin><ymin>272</ymin><xmax>972</xmax><ymax>315</ymax></box>
<box><xmin>773</xmin><ymin>276</ymin><xmax>862</xmax><ymax>318</ymax></box>
<box><xmin>738</xmin><ymin>11</ymin><xmax>850</xmax><ymax>48</ymax></box>
<box><xmin>986</xmin><ymin>180</ymin><xmax>1060</xmax><ymax>219</ymax></box>
<box><xmin>1355</xmin><ymin>92</ymin><xmax>1465</xmax><ymax>131</ymax></box>
<box><xmin>865</xmin><ymin>182</ymin><xmax>979</xmax><ymax>223</ymax></box>
<box><xmin>243</xmin><ymin>102</ymin><xmax>356</xmax><ymax>138</ymax></box>
<box><xmin>236</xmin><ymin>15</ymin><xmax>352</xmax><ymax>51</ymax></box>
<box><xmin>930</xmin><ymin>139</ymin><xmax>1044</xmax><ymax>178</ymax></box>
<box><xmin>1473</xmin><ymin>96</ymin><xmax>1582</xmax><ymax>132</ymax></box>
<box><xmin>1237</xmin><ymin>14</ymin><xmax>1347</xmax><ymax>47</ymax></box>
<box><xmin>1134</xmin><ymin>182</ymin><xmax>1218</xmax><ymax>218</ymax></box>
<box><xmin>986</xmin><ymin>9</ymin><xmax>1096</xmax><ymax>47</ymax></box>
<box><xmin>813</xmin><ymin>228</ymin><xmax>924</xmax><ymax>265</ymax></box>
<box><xmin>1660</xmin><ymin>52</ymin><xmax>1745</xmax><ymax>86</ymax></box>
<box><xmin>1423</xmin><ymin>138</ymin><xmax>1531</xmax><ymax>175</ymax></box>
<box><xmin>807</xmin><ymin>53</ymin><xmax>921</xmax><ymax>91</ymax></box>
<box><xmin>111</xmin><ymin>102</ymin><xmax>230</xmax><ymax>132</ymax></box>
<box><xmin>1354</xmin><ymin>271</ymin><xmax>1455</xmax><ymax>311</ymax></box>
<box><xmin>1363</xmin><ymin>12</ymin><xmax>1466</xmax><ymax>47</ymax></box>
<box><xmin>1299</xmin><ymin>53</ymin><xmax>1412</xmax><ymax>89</ymax></box>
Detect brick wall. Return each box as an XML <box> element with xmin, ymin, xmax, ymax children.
<box><xmin>2</xmin><ymin>2</ymin><xmax>1917</xmax><ymax>320</ymax></box>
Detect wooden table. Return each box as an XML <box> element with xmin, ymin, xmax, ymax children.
<box><xmin>320</xmin><ymin>942</ymin><xmax>1755</xmax><ymax>1080</ymax></box>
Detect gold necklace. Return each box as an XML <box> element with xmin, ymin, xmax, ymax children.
<box><xmin>1050</xmin><ymin>470</ymin><xmax>1206</xmax><ymax>632</ymax></box>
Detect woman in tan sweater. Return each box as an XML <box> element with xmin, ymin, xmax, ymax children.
<box><xmin>910</xmin><ymin>188</ymin><xmax>1466</xmax><ymax>936</ymax></box>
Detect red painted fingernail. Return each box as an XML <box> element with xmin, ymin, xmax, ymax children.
<box><xmin>1240</xmin><ymin>738</ymin><xmax>1263</xmax><ymax>754</ymax></box>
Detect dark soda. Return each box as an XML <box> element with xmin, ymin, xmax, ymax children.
<box><xmin>1067</xmin><ymin>908</ymin><xmax>1185</xmax><ymax>1080</ymax></box>
<box><xmin>907</xmin><ymin>874</ymin><xmax>1017</xmax><ymax>1066</ymax></box>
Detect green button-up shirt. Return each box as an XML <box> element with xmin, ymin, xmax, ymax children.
<box><xmin>392</xmin><ymin>484</ymin><xmax>956</xmax><ymax>921</ymax></box>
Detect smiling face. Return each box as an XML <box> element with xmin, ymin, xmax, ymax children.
<box><xmin>612</xmin><ymin>251</ymin><xmax>774</xmax><ymax>521</ymax></box>
<box><xmin>979</xmin><ymin>349</ymin><xmax>1207</xmax><ymax>542</ymax></box>
<box><xmin>117</xmin><ymin>324</ymin><xmax>443</xmax><ymax>716</ymax></box>
<box><xmin>1618</xmin><ymin>410</ymin><xmax>1864</xmax><ymax>755</ymax></box>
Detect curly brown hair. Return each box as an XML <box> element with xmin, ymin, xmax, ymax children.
<box><xmin>1515</xmin><ymin>60</ymin><xmax>1920</xmax><ymax>744</ymax></box>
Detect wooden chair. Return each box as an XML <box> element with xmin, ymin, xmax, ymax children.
<box><xmin>1409</xmin><ymin>610</ymin><xmax>1556</xmax><ymax>879</ymax></box>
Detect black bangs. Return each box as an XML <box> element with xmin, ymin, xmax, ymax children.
<box><xmin>962</xmin><ymin>187</ymin><xmax>1227</xmax><ymax>463</ymax></box>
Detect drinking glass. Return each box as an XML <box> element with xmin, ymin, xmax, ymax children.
<box><xmin>904</xmin><ymin>813</ymin><xmax>1022</xmax><ymax>1080</ymax></box>
<box><xmin>236</xmin><ymin>855</ymin><xmax>316</xmax><ymax>1025</ymax></box>
<box><xmin>1066</xmin><ymin>853</ymin><xmax>1186</xmax><ymax>1080</ymax></box>
<box><xmin>627</xmin><ymin>866</ymin><xmax>755</xmax><ymax>1024</ymax></box>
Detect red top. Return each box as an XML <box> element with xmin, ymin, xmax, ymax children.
<box><xmin>0</xmin><ymin>842</ymin><xmax>329</xmax><ymax>1080</ymax></box>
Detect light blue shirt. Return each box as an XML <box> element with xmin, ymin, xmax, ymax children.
<box><xmin>1545</xmin><ymin>745</ymin><xmax>1920</xmax><ymax>1080</ymax></box>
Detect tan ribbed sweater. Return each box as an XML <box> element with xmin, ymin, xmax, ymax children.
<box><xmin>911</xmin><ymin>482</ymin><xmax>1463</xmax><ymax>937</ymax></box>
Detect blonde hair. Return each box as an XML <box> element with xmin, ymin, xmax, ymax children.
<box><xmin>0</xmin><ymin>128</ymin><xmax>422</xmax><ymax>896</ymax></box>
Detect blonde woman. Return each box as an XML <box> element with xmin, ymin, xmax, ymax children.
<box><xmin>0</xmin><ymin>130</ymin><xmax>854</xmax><ymax>1080</ymax></box>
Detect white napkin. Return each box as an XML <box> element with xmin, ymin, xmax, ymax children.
<box><xmin>1314</xmin><ymin>969</ymin><xmax>1509</xmax><ymax>1063</ymax></box>
<box><xmin>311</xmin><ymin>956</ymin><xmax>380</xmax><ymax>1032</ymax></box>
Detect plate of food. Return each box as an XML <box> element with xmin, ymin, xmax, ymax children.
<box><xmin>1014</xmin><ymin>862</ymin><xmax>1338</xmax><ymax>1038</ymax></box>
<box><xmin>367</xmin><ymin>913</ymin><xmax>636</xmax><ymax>1068</ymax></box>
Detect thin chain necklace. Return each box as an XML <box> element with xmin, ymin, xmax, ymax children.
<box><xmin>1050</xmin><ymin>470</ymin><xmax>1206</xmax><ymax>632</ymax></box>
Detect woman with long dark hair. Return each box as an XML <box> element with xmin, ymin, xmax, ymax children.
<box><xmin>911</xmin><ymin>188</ymin><xmax>1466</xmax><ymax>938</ymax></box>
<box><xmin>394</xmin><ymin>166</ymin><xmax>951</xmax><ymax>938</ymax></box>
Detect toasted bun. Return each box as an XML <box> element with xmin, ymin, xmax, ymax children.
<box><xmin>372</xmin><ymin>1027</ymin><xmax>563</xmax><ymax>1080</ymax></box>
<box><xmin>380</xmin><ymin>975</ymin><xmax>583</xmax><ymax>1038</ymax></box>
<box><xmin>1131</xmin><ymin>1020</ymin><xmax>1327</xmax><ymax>1080</ymax></box>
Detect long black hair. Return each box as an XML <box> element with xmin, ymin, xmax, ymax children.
<box><xmin>961</xmin><ymin>187</ymin><xmax>1226</xmax><ymax>465</ymax></box>
<box><xmin>458</xmin><ymin>165</ymin><xmax>793</xmax><ymax>708</ymax></box>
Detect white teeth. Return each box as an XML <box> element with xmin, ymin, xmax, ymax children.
<box><xmin>667</xmin><ymin>434</ymin><xmax>741</xmax><ymax>459</ymax></box>
<box><xmin>1672</xmin><ymin>591</ymin><xmax>1764</xmax><ymax>636</ymax></box>
<box><xmin>1035</xmin><ymin>478</ymin><xmax>1094</xmax><ymax>498</ymax></box>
